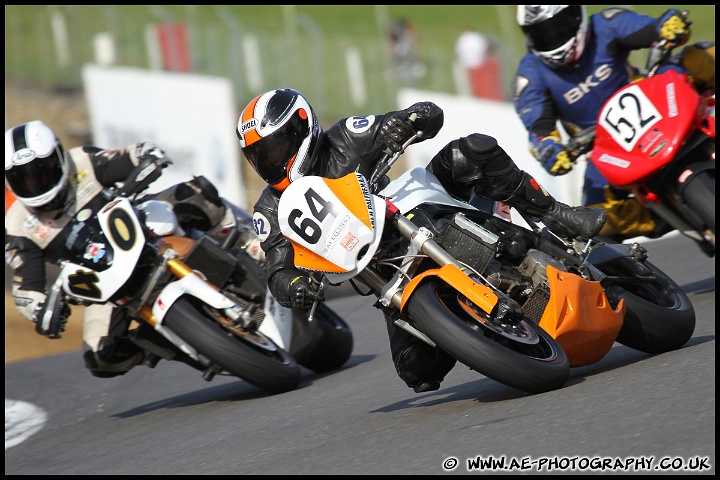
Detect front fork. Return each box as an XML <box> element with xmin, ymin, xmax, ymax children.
<box><xmin>136</xmin><ymin>248</ymin><xmax>255</xmax><ymax>329</ymax></box>
<box><xmin>354</xmin><ymin>211</ymin><xmax>507</xmax><ymax>347</ymax></box>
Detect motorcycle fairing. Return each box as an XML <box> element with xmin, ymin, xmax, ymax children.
<box><xmin>592</xmin><ymin>70</ymin><xmax>702</xmax><ymax>187</ymax></box>
<box><xmin>257</xmin><ymin>288</ymin><xmax>295</xmax><ymax>349</ymax></box>
<box><xmin>279</xmin><ymin>173</ymin><xmax>386</xmax><ymax>281</ymax></box>
<box><xmin>137</xmin><ymin>200</ymin><xmax>185</xmax><ymax>236</ymax></box>
<box><xmin>60</xmin><ymin>197</ymin><xmax>146</xmax><ymax>302</ymax></box>
<box><xmin>539</xmin><ymin>265</ymin><xmax>625</xmax><ymax>367</ymax></box>
<box><xmin>379</xmin><ymin>167</ymin><xmax>479</xmax><ymax>215</ymax></box>
<box><xmin>151</xmin><ymin>272</ymin><xmax>237</xmax><ymax>324</ymax></box>
<box><xmin>399</xmin><ymin>264</ymin><xmax>498</xmax><ymax>315</ymax></box>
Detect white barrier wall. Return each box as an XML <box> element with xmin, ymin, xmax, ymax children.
<box><xmin>82</xmin><ymin>65</ymin><xmax>246</xmax><ymax>208</ymax></box>
<box><xmin>397</xmin><ymin>89</ymin><xmax>587</xmax><ymax>209</ymax></box>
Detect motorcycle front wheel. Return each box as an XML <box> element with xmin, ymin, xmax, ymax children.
<box><xmin>407</xmin><ymin>280</ymin><xmax>569</xmax><ymax>394</ymax></box>
<box><xmin>163</xmin><ymin>296</ymin><xmax>302</xmax><ymax>394</ymax></box>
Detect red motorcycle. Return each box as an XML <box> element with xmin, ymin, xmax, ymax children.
<box><xmin>570</xmin><ymin>42</ymin><xmax>715</xmax><ymax>256</ymax></box>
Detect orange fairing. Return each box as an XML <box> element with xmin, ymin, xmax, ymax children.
<box><xmin>291</xmin><ymin>173</ymin><xmax>375</xmax><ymax>272</ymax></box>
<box><xmin>400</xmin><ymin>264</ymin><xmax>498</xmax><ymax>314</ymax></box>
<box><xmin>322</xmin><ymin>175</ymin><xmax>373</xmax><ymax>230</ymax></box>
<box><xmin>292</xmin><ymin>241</ymin><xmax>349</xmax><ymax>273</ymax></box>
<box><xmin>539</xmin><ymin>265</ymin><xmax>625</xmax><ymax>367</ymax></box>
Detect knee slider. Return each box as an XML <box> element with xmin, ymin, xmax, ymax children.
<box><xmin>459</xmin><ymin>134</ymin><xmax>516</xmax><ymax>175</ymax></box>
<box><xmin>458</xmin><ymin>134</ymin><xmax>499</xmax><ymax>162</ymax></box>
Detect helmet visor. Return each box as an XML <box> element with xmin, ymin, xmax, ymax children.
<box><xmin>243</xmin><ymin>111</ymin><xmax>310</xmax><ymax>186</ymax></box>
<box><xmin>522</xmin><ymin>5</ymin><xmax>582</xmax><ymax>53</ymax></box>
<box><xmin>6</xmin><ymin>146</ymin><xmax>64</xmax><ymax>199</ymax></box>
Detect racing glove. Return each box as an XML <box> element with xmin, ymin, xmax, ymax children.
<box><xmin>271</xmin><ymin>270</ymin><xmax>325</xmax><ymax>312</ymax></box>
<box><xmin>379</xmin><ymin>101</ymin><xmax>444</xmax><ymax>153</ymax></box>
<box><xmin>533</xmin><ymin>132</ymin><xmax>574</xmax><ymax>176</ymax></box>
<box><xmin>288</xmin><ymin>276</ymin><xmax>325</xmax><ymax>312</ymax></box>
<box><xmin>136</xmin><ymin>142</ymin><xmax>173</xmax><ymax>170</ymax></box>
<box><xmin>32</xmin><ymin>296</ymin><xmax>71</xmax><ymax>339</ymax></box>
<box><xmin>657</xmin><ymin>9</ymin><xmax>691</xmax><ymax>47</ymax></box>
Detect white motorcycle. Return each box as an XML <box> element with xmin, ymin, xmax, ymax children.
<box><xmin>50</xmin><ymin>158</ymin><xmax>352</xmax><ymax>394</ymax></box>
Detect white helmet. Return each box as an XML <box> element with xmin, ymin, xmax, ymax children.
<box><xmin>517</xmin><ymin>5</ymin><xmax>589</xmax><ymax>67</ymax></box>
<box><xmin>237</xmin><ymin>88</ymin><xmax>323</xmax><ymax>192</ymax></box>
<box><xmin>5</xmin><ymin>120</ymin><xmax>69</xmax><ymax>213</ymax></box>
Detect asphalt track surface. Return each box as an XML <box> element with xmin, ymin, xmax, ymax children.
<box><xmin>5</xmin><ymin>232</ymin><xmax>715</xmax><ymax>475</ymax></box>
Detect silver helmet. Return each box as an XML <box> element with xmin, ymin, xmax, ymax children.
<box><xmin>517</xmin><ymin>5</ymin><xmax>589</xmax><ymax>67</ymax></box>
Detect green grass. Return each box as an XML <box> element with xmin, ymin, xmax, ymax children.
<box><xmin>5</xmin><ymin>5</ymin><xmax>715</xmax><ymax>121</ymax></box>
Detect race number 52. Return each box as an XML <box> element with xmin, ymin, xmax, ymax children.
<box><xmin>599</xmin><ymin>84</ymin><xmax>662</xmax><ymax>153</ymax></box>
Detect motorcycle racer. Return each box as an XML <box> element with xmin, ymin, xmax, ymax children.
<box><xmin>237</xmin><ymin>88</ymin><xmax>608</xmax><ymax>393</ymax></box>
<box><xmin>513</xmin><ymin>5</ymin><xmax>714</xmax><ymax>240</ymax></box>
<box><xmin>5</xmin><ymin>120</ymin><xmax>258</xmax><ymax>377</ymax></box>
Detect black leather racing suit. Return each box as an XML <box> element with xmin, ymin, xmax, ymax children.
<box><xmin>252</xmin><ymin>102</ymin><xmax>535</xmax><ymax>390</ymax></box>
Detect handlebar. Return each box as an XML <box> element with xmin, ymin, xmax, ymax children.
<box><xmin>565</xmin><ymin>126</ymin><xmax>596</xmax><ymax>162</ymax></box>
<box><xmin>113</xmin><ymin>155</ymin><xmax>173</xmax><ymax>199</ymax></box>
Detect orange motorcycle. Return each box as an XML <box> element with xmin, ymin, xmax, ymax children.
<box><xmin>276</xmin><ymin>127</ymin><xmax>696</xmax><ymax>394</ymax></box>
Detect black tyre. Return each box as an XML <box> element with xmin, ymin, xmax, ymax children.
<box><xmin>602</xmin><ymin>260</ymin><xmax>696</xmax><ymax>354</ymax></box>
<box><xmin>407</xmin><ymin>281</ymin><xmax>569</xmax><ymax>394</ymax></box>
<box><xmin>682</xmin><ymin>170</ymin><xmax>715</xmax><ymax>235</ymax></box>
<box><xmin>298</xmin><ymin>303</ymin><xmax>353</xmax><ymax>373</ymax></box>
<box><xmin>164</xmin><ymin>296</ymin><xmax>302</xmax><ymax>394</ymax></box>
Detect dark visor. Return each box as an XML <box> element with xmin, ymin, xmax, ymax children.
<box><xmin>6</xmin><ymin>149</ymin><xmax>64</xmax><ymax>199</ymax></box>
<box><xmin>244</xmin><ymin>112</ymin><xmax>309</xmax><ymax>185</ymax></box>
<box><xmin>522</xmin><ymin>5</ymin><xmax>582</xmax><ymax>52</ymax></box>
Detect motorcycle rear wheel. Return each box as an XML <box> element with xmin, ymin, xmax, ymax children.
<box><xmin>682</xmin><ymin>170</ymin><xmax>715</xmax><ymax>235</ymax></box>
<box><xmin>163</xmin><ymin>296</ymin><xmax>302</xmax><ymax>394</ymax></box>
<box><xmin>407</xmin><ymin>281</ymin><xmax>569</xmax><ymax>394</ymax></box>
<box><xmin>602</xmin><ymin>259</ymin><xmax>696</xmax><ymax>354</ymax></box>
<box><xmin>298</xmin><ymin>303</ymin><xmax>353</xmax><ymax>373</ymax></box>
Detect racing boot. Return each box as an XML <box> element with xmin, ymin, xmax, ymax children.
<box><xmin>504</xmin><ymin>172</ymin><xmax>607</xmax><ymax>239</ymax></box>
<box><xmin>429</xmin><ymin>133</ymin><xmax>606</xmax><ymax>239</ymax></box>
<box><xmin>386</xmin><ymin>313</ymin><xmax>457</xmax><ymax>393</ymax></box>
<box><xmin>83</xmin><ymin>337</ymin><xmax>144</xmax><ymax>379</ymax></box>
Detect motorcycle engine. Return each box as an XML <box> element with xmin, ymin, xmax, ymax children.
<box><xmin>518</xmin><ymin>249</ymin><xmax>568</xmax><ymax>323</ymax></box>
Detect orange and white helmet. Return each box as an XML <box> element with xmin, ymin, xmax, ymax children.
<box><xmin>237</xmin><ymin>88</ymin><xmax>323</xmax><ymax>191</ymax></box>
<box><xmin>517</xmin><ymin>5</ymin><xmax>589</xmax><ymax>67</ymax></box>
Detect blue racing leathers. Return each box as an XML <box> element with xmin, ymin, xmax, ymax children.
<box><xmin>512</xmin><ymin>7</ymin><xmax>687</xmax><ymax>205</ymax></box>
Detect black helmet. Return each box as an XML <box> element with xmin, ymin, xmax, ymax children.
<box><xmin>5</xmin><ymin>120</ymin><xmax>69</xmax><ymax>213</ymax></box>
<box><xmin>237</xmin><ymin>88</ymin><xmax>323</xmax><ymax>191</ymax></box>
<box><xmin>517</xmin><ymin>5</ymin><xmax>589</xmax><ymax>67</ymax></box>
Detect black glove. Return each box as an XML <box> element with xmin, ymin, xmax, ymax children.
<box><xmin>33</xmin><ymin>296</ymin><xmax>71</xmax><ymax>339</ymax></box>
<box><xmin>288</xmin><ymin>276</ymin><xmax>325</xmax><ymax>312</ymax></box>
<box><xmin>379</xmin><ymin>101</ymin><xmax>444</xmax><ymax>153</ymax></box>
<box><xmin>404</xmin><ymin>101</ymin><xmax>444</xmax><ymax>139</ymax></box>
<box><xmin>380</xmin><ymin>112</ymin><xmax>418</xmax><ymax>153</ymax></box>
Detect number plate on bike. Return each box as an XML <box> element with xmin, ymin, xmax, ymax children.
<box><xmin>278</xmin><ymin>173</ymin><xmax>383</xmax><ymax>273</ymax></box>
